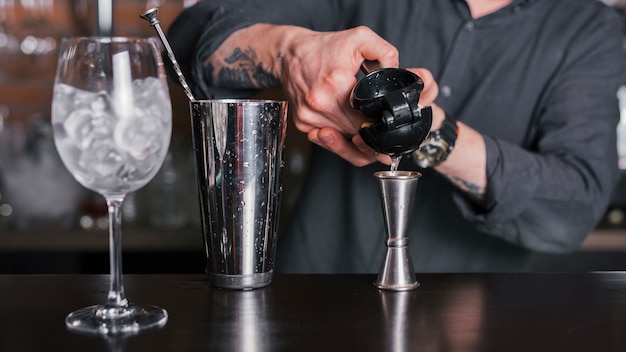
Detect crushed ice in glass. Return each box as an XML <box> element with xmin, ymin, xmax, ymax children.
<box><xmin>52</xmin><ymin>77</ymin><xmax>171</xmax><ymax>192</ymax></box>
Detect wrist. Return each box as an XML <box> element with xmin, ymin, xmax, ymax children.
<box><xmin>414</xmin><ymin>113</ymin><xmax>459</xmax><ymax>168</ymax></box>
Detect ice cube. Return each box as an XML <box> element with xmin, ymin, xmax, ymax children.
<box><xmin>63</xmin><ymin>107</ymin><xmax>115</xmax><ymax>150</ymax></box>
<box><xmin>53</xmin><ymin>84</ymin><xmax>101</xmax><ymax>123</ymax></box>
<box><xmin>78</xmin><ymin>137</ymin><xmax>124</xmax><ymax>177</ymax></box>
<box><xmin>113</xmin><ymin>111</ymin><xmax>164</xmax><ymax>161</ymax></box>
<box><xmin>131</xmin><ymin>77</ymin><xmax>171</xmax><ymax>124</ymax></box>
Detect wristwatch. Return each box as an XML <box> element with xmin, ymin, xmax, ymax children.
<box><xmin>414</xmin><ymin>115</ymin><xmax>459</xmax><ymax>168</ymax></box>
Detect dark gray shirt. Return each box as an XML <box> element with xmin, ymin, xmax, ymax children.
<box><xmin>169</xmin><ymin>0</ymin><xmax>624</xmax><ymax>273</ymax></box>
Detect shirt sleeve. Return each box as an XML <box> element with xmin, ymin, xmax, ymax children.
<box><xmin>452</xmin><ymin>6</ymin><xmax>625</xmax><ymax>253</ymax></box>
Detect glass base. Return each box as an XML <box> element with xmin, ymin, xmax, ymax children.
<box><xmin>208</xmin><ymin>272</ymin><xmax>273</xmax><ymax>290</ymax></box>
<box><xmin>66</xmin><ymin>303</ymin><xmax>168</xmax><ymax>335</ymax></box>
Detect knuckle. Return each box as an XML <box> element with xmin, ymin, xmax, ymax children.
<box><xmin>321</xmin><ymin>70</ymin><xmax>348</xmax><ymax>92</ymax></box>
<box><xmin>385</xmin><ymin>46</ymin><xmax>400</xmax><ymax>60</ymax></box>
<box><xmin>294</xmin><ymin>107</ymin><xmax>317</xmax><ymax>128</ymax></box>
<box><xmin>351</xmin><ymin>25</ymin><xmax>374</xmax><ymax>37</ymax></box>
<box><xmin>303</xmin><ymin>89</ymin><xmax>330</xmax><ymax>114</ymax></box>
<box><xmin>292</xmin><ymin>118</ymin><xmax>311</xmax><ymax>133</ymax></box>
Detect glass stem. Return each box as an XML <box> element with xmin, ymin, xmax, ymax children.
<box><xmin>106</xmin><ymin>195</ymin><xmax>129</xmax><ymax>308</ymax></box>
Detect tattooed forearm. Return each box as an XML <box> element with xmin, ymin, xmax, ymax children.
<box><xmin>443</xmin><ymin>173</ymin><xmax>486</xmax><ymax>203</ymax></box>
<box><xmin>213</xmin><ymin>46</ymin><xmax>281</xmax><ymax>89</ymax></box>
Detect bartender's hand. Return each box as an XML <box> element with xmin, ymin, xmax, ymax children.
<box><xmin>209</xmin><ymin>24</ymin><xmax>446</xmax><ymax>166</ymax></box>
<box><xmin>314</xmin><ymin>65</ymin><xmax>487</xmax><ymax>202</ymax></box>
<box><xmin>211</xmin><ymin>24</ymin><xmax>399</xmax><ymax>166</ymax></box>
<box><xmin>209</xmin><ymin>24</ymin><xmax>487</xmax><ymax>199</ymax></box>
<box><xmin>306</xmin><ymin>66</ymin><xmax>445</xmax><ymax>166</ymax></box>
<box><xmin>274</xmin><ymin>25</ymin><xmax>403</xmax><ymax>166</ymax></box>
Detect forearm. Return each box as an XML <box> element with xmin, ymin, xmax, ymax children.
<box><xmin>168</xmin><ymin>0</ymin><xmax>359</xmax><ymax>101</ymax></box>
<box><xmin>204</xmin><ymin>24</ymin><xmax>301</xmax><ymax>90</ymax></box>
<box><xmin>420</xmin><ymin>102</ymin><xmax>488</xmax><ymax>205</ymax></box>
<box><xmin>437</xmin><ymin>115</ymin><xmax>618</xmax><ymax>252</ymax></box>
<box><xmin>435</xmin><ymin>121</ymin><xmax>488</xmax><ymax>204</ymax></box>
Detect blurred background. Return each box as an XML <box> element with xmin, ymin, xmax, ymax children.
<box><xmin>0</xmin><ymin>0</ymin><xmax>624</xmax><ymax>274</ymax></box>
<box><xmin>0</xmin><ymin>0</ymin><xmax>311</xmax><ymax>274</ymax></box>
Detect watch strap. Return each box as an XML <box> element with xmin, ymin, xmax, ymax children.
<box><xmin>438</xmin><ymin>114</ymin><xmax>459</xmax><ymax>149</ymax></box>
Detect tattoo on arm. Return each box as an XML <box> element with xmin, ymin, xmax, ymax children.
<box><xmin>443</xmin><ymin>173</ymin><xmax>486</xmax><ymax>203</ymax></box>
<box><xmin>212</xmin><ymin>46</ymin><xmax>281</xmax><ymax>89</ymax></box>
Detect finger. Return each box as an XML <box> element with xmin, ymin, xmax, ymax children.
<box><xmin>352</xmin><ymin>26</ymin><xmax>399</xmax><ymax>69</ymax></box>
<box><xmin>308</xmin><ymin>127</ymin><xmax>377</xmax><ymax>167</ymax></box>
<box><xmin>407</xmin><ymin>68</ymin><xmax>438</xmax><ymax>106</ymax></box>
<box><xmin>352</xmin><ymin>134</ymin><xmax>392</xmax><ymax>165</ymax></box>
<box><xmin>291</xmin><ymin>76</ymin><xmax>361</xmax><ymax>134</ymax></box>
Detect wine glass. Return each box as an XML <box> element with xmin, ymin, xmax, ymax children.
<box><xmin>51</xmin><ymin>37</ymin><xmax>172</xmax><ymax>334</ymax></box>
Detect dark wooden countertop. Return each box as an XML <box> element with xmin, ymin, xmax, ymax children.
<box><xmin>1</xmin><ymin>273</ymin><xmax>626</xmax><ymax>351</ymax></box>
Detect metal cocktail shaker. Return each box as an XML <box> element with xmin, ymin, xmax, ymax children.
<box><xmin>190</xmin><ymin>100</ymin><xmax>288</xmax><ymax>290</ymax></box>
<box><xmin>139</xmin><ymin>8</ymin><xmax>288</xmax><ymax>289</ymax></box>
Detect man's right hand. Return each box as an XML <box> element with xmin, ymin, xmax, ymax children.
<box><xmin>209</xmin><ymin>24</ymin><xmax>400</xmax><ymax>165</ymax></box>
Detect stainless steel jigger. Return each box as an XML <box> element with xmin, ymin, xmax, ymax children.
<box><xmin>374</xmin><ymin>170</ymin><xmax>421</xmax><ymax>291</ymax></box>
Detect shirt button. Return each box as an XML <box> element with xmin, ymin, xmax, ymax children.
<box><xmin>441</xmin><ymin>85</ymin><xmax>452</xmax><ymax>97</ymax></box>
<box><xmin>465</xmin><ymin>21</ymin><xmax>474</xmax><ymax>31</ymax></box>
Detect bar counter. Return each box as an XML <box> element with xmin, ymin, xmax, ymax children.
<box><xmin>1</xmin><ymin>273</ymin><xmax>625</xmax><ymax>351</ymax></box>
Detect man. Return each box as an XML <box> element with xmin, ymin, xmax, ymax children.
<box><xmin>168</xmin><ymin>0</ymin><xmax>624</xmax><ymax>272</ymax></box>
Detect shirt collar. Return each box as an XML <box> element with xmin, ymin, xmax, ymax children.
<box><xmin>455</xmin><ymin>0</ymin><xmax>539</xmax><ymax>24</ymax></box>
<box><xmin>458</xmin><ymin>0</ymin><xmax>538</xmax><ymax>18</ymax></box>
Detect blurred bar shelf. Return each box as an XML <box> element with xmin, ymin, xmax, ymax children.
<box><xmin>1</xmin><ymin>225</ymin><xmax>623</xmax><ymax>252</ymax></box>
<box><xmin>0</xmin><ymin>226</ymin><xmax>202</xmax><ymax>252</ymax></box>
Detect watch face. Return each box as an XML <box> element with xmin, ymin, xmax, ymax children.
<box><xmin>418</xmin><ymin>140</ymin><xmax>449</xmax><ymax>161</ymax></box>
<box><xmin>415</xmin><ymin>136</ymin><xmax>450</xmax><ymax>167</ymax></box>
<box><xmin>414</xmin><ymin>117</ymin><xmax>458</xmax><ymax>167</ymax></box>
<box><xmin>420</xmin><ymin>144</ymin><xmax>444</xmax><ymax>159</ymax></box>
